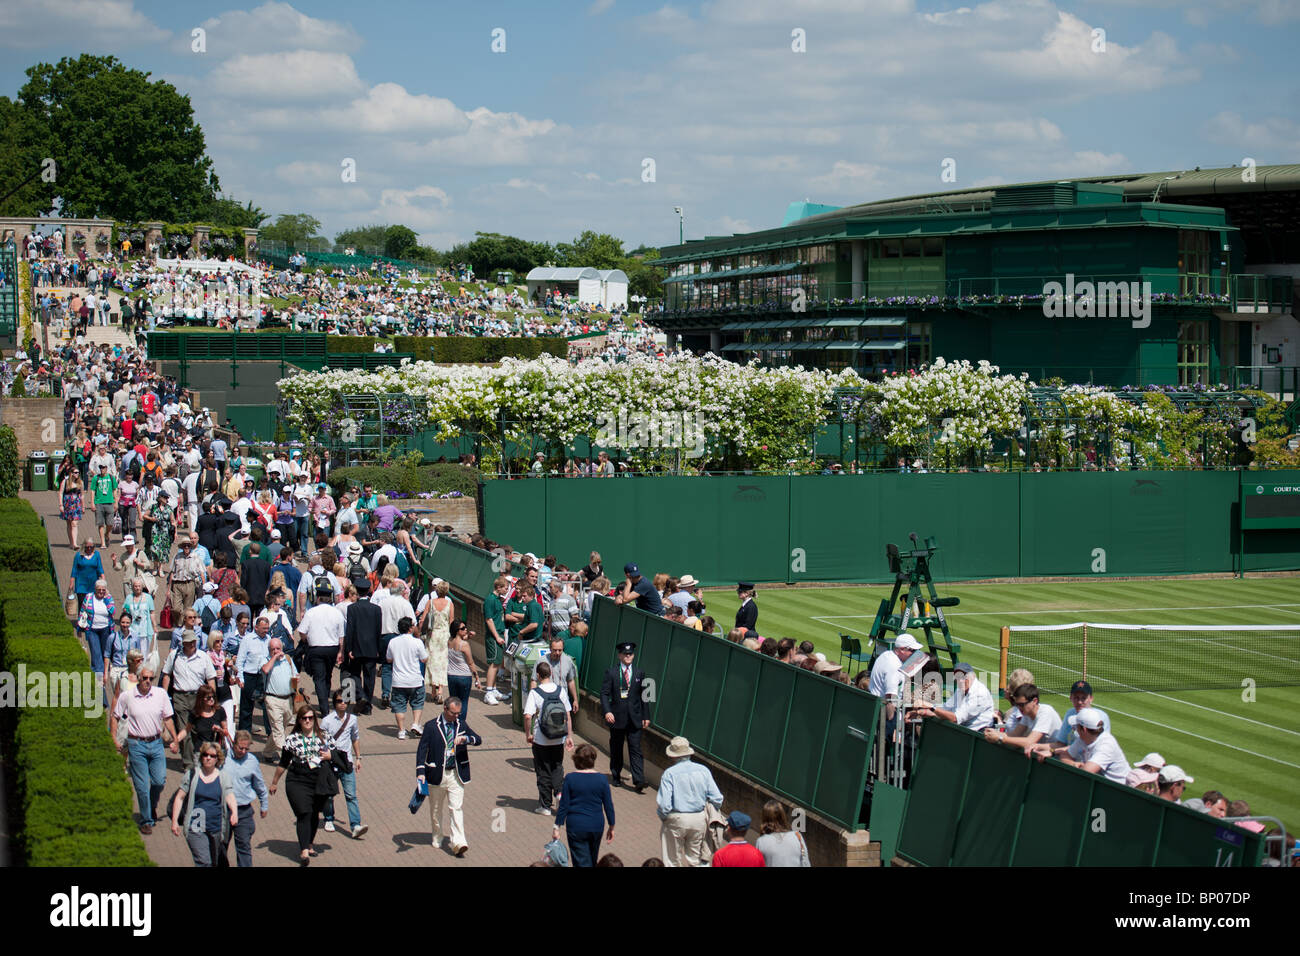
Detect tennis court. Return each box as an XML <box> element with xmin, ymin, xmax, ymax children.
<box><xmin>704</xmin><ymin>577</ymin><xmax>1300</xmax><ymax>837</ymax></box>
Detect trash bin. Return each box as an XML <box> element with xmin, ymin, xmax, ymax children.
<box><xmin>50</xmin><ymin>448</ymin><xmax>68</xmax><ymax>480</ymax></box>
<box><xmin>510</xmin><ymin>640</ymin><xmax>548</xmax><ymax>728</ymax></box>
<box><xmin>245</xmin><ymin>457</ymin><xmax>264</xmax><ymax>485</ymax></box>
<box><xmin>27</xmin><ymin>451</ymin><xmax>50</xmax><ymax>492</ymax></box>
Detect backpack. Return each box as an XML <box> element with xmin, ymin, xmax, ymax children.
<box><xmin>315</xmin><ymin>575</ymin><xmax>336</xmax><ymax>602</ymax></box>
<box><xmin>347</xmin><ymin>559</ymin><xmax>369</xmax><ymax>592</ymax></box>
<box><xmin>537</xmin><ymin>684</ymin><xmax>568</xmax><ymax>740</ymax></box>
<box><xmin>198</xmin><ymin>599</ymin><xmax>219</xmax><ymax>635</ymax></box>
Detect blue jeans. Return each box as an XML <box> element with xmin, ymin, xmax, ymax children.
<box><xmin>567</xmin><ymin>830</ymin><xmax>602</xmax><ymax>868</ymax></box>
<box><xmin>295</xmin><ymin>515</ymin><xmax>311</xmax><ymax>548</ymax></box>
<box><xmin>126</xmin><ymin>737</ymin><xmax>167</xmax><ymax>826</ymax></box>
<box><xmin>379</xmin><ymin>634</ymin><xmax>395</xmax><ymax>699</ymax></box>
<box><xmin>86</xmin><ymin>625</ymin><xmax>112</xmax><ymax>675</ymax></box>
<box><xmin>226</xmin><ymin>803</ymin><xmax>257</xmax><ymax>867</ymax></box>
<box><xmin>325</xmin><ymin>768</ymin><xmax>361</xmax><ymax>828</ymax></box>
<box><xmin>447</xmin><ymin>675</ymin><xmax>472</xmax><ymax>721</ymax></box>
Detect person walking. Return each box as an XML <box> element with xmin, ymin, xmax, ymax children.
<box><xmin>89</xmin><ymin>461</ymin><xmax>118</xmax><ymax>548</ymax></box>
<box><xmin>170</xmin><ymin>741</ymin><xmax>237</xmax><ymax>867</ymax></box>
<box><xmin>222</xmin><ymin>730</ymin><xmax>270</xmax><ymax>867</ymax></box>
<box><xmin>445</xmin><ymin>620</ymin><xmax>482</xmax><ymax>720</ymax></box>
<box><xmin>269</xmin><ymin>705</ymin><xmax>332</xmax><ymax>866</ymax></box>
<box><xmin>343</xmin><ymin>580</ymin><xmax>383</xmax><ymax>715</ymax></box>
<box><xmin>599</xmin><ymin>641</ymin><xmax>650</xmax><ymax>792</ymax></box>
<box><xmin>110</xmin><ymin>666</ymin><xmax>179</xmax><ymax>835</ymax></box>
<box><xmin>161</xmin><ymin>630</ymin><xmax>216</xmax><ymax>770</ymax></box>
<box><xmin>656</xmin><ymin>735</ymin><xmax>724</xmax><ymax>867</ymax></box>
<box><xmin>235</xmin><ymin>616</ymin><xmax>273</xmax><ymax>739</ymax></box>
<box><xmin>422</xmin><ymin>580</ymin><xmax>453</xmax><ymax>705</ymax></box>
<box><xmin>320</xmin><ymin>691</ymin><xmax>368</xmax><ymax>839</ymax></box>
<box><xmin>415</xmin><ymin>696</ymin><xmax>482</xmax><ymax>858</ymax></box>
<box><xmin>553</xmin><ymin>742</ymin><xmax>615</xmax><ymax>868</ymax></box>
<box><xmin>70</xmin><ymin>539</ymin><xmax>105</xmax><ymax>641</ymax></box>
<box><xmin>59</xmin><ymin>466</ymin><xmax>85</xmax><ymax>549</ymax></box>
<box><xmin>260</xmin><ymin>637</ymin><xmax>300</xmax><ymax>758</ymax></box>
<box><xmin>78</xmin><ymin>578</ymin><xmax>116</xmax><ymax>685</ymax></box>
<box><xmin>524</xmin><ymin>660</ymin><xmax>574</xmax><ymax>815</ymax></box>
<box><xmin>171</xmin><ymin>684</ymin><xmax>231</xmax><ymax>759</ymax></box>
<box><xmin>755</xmin><ymin>799</ymin><xmax>811</xmax><ymax>867</ymax></box>
<box><xmin>143</xmin><ymin>488</ymin><xmax>176</xmax><ymax>572</ymax></box>
<box><xmin>296</xmin><ymin>580</ymin><xmax>344</xmax><ymax>711</ymax></box>
<box><xmin>386</xmin><ymin>616</ymin><xmax>428</xmax><ymax>740</ymax></box>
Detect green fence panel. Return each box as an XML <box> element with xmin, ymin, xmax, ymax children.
<box><xmin>1155</xmin><ymin>813</ymin><xmax>1265</xmax><ymax>867</ymax></box>
<box><xmin>950</xmin><ymin>740</ymin><xmax>1026</xmax><ymax>866</ymax></box>
<box><xmin>1012</xmin><ymin>762</ymin><xmax>1092</xmax><ymax>866</ymax></box>
<box><xmin>420</xmin><ymin>536</ymin><xmax>525</xmax><ymax>602</ymax></box>
<box><xmin>680</xmin><ymin>636</ymin><xmax>729</xmax><ymax>747</ymax></box>
<box><xmin>584</xmin><ymin>596</ymin><xmax>621</xmax><ymax>691</ymax></box>
<box><xmin>652</xmin><ymin>619</ymin><xmax>696</xmax><ymax>732</ymax></box>
<box><xmin>1080</xmin><ymin>778</ymin><xmax>1165</xmax><ymax>866</ymax></box>
<box><xmin>776</xmin><ymin>674</ymin><xmax>834</xmax><ymax>805</ymax></box>
<box><xmin>740</xmin><ymin>660</ymin><xmax>797</xmax><ymax>786</ymax></box>
<box><xmin>482</xmin><ymin>480</ymin><xmax>547</xmax><ymax>559</ymax></box>
<box><xmin>815</xmin><ymin>687</ymin><xmax>879</xmax><ymax>825</ymax></box>
<box><xmin>226</xmin><ymin>404</ymin><xmax>278</xmax><ymax>442</ymax></box>
<box><xmin>897</xmin><ymin>720</ymin><xmax>972</xmax><ymax>865</ymax></box>
<box><xmin>708</xmin><ymin>649</ymin><xmax>761</xmax><ymax>768</ymax></box>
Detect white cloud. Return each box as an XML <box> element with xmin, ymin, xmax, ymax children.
<box><xmin>589</xmin><ymin>0</ymin><xmax>615</xmax><ymax>14</ymax></box>
<box><xmin>1204</xmin><ymin>112</ymin><xmax>1300</xmax><ymax>154</ymax></box>
<box><xmin>320</xmin><ymin>84</ymin><xmax>467</xmax><ymax>136</ymax></box>
<box><xmin>209</xmin><ymin>51</ymin><xmax>365</xmax><ymax>100</ymax></box>
<box><xmin>720</xmin><ymin>215</ymin><xmax>753</xmax><ymax>233</ymax></box>
<box><xmin>0</xmin><ymin>0</ymin><xmax>168</xmax><ymax>48</ymax></box>
<box><xmin>504</xmin><ymin>178</ymin><xmax>550</xmax><ymax>194</ymax></box>
<box><xmin>198</xmin><ymin>2</ymin><xmax>362</xmax><ymax>55</ymax></box>
<box><xmin>808</xmin><ymin>161</ymin><xmax>888</xmax><ymax>193</ymax></box>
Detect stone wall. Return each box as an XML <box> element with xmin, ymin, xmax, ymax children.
<box><xmin>0</xmin><ymin>397</ymin><xmax>65</xmax><ymax>458</ymax></box>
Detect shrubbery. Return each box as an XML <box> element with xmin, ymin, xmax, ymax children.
<box><xmin>0</xmin><ymin>500</ymin><xmax>150</xmax><ymax>866</ymax></box>
<box><xmin>0</xmin><ymin>427</ymin><xmax>18</xmax><ymax>497</ymax></box>
<box><xmin>329</xmin><ymin>462</ymin><xmax>479</xmax><ymax>499</ymax></box>
<box><xmin>323</xmin><ymin>336</ymin><xmax>567</xmax><ymax>363</ymax></box>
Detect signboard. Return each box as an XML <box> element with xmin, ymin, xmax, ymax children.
<box><xmin>1242</xmin><ymin>480</ymin><xmax>1300</xmax><ymax>529</ymax></box>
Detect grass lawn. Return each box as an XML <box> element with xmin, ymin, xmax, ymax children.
<box><xmin>700</xmin><ymin>577</ymin><xmax>1300</xmax><ymax>836</ymax></box>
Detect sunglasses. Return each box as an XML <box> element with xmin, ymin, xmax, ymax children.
<box><xmin>301</xmin><ymin>716</ymin><xmax>314</xmax><ymax>722</ymax></box>
<box><xmin>201</xmin><ymin>752</ymin><xmax>218</xmax><ymax>759</ymax></box>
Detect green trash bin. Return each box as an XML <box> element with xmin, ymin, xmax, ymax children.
<box><xmin>245</xmin><ymin>457</ymin><xmax>265</xmax><ymax>485</ymax></box>
<box><xmin>27</xmin><ymin>451</ymin><xmax>50</xmax><ymax>492</ymax></box>
<box><xmin>510</xmin><ymin>639</ymin><xmax>548</xmax><ymax>729</ymax></box>
<box><xmin>50</xmin><ymin>448</ymin><xmax>68</xmax><ymax>481</ymax></box>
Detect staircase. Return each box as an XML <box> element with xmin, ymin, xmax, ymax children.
<box><xmin>39</xmin><ymin>285</ymin><xmax>135</xmax><ymax>350</ymax></box>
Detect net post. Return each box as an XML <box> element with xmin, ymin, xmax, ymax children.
<box><xmin>1081</xmin><ymin>623</ymin><xmax>1088</xmax><ymax>682</ymax></box>
<box><xmin>999</xmin><ymin>626</ymin><xmax>1009</xmax><ymax>698</ymax></box>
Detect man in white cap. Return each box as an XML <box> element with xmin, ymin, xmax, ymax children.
<box><xmin>1157</xmin><ymin>766</ymin><xmax>1194</xmax><ymax>803</ymax></box>
<box><xmin>656</xmin><ymin>735</ymin><xmax>723</xmax><ymax>867</ymax></box>
<box><xmin>915</xmin><ymin>662</ymin><xmax>996</xmax><ymax>731</ymax></box>
<box><xmin>868</xmin><ymin>633</ymin><xmax>922</xmax><ymax>723</ymax></box>
<box><xmin>192</xmin><ymin>581</ymin><xmax>224</xmax><ymax>636</ymax></box>
<box><xmin>1034</xmin><ymin>708</ymin><xmax>1130</xmax><ymax>784</ymax></box>
<box><xmin>334</xmin><ymin>493</ymin><xmax>358</xmax><ymax>537</ymax></box>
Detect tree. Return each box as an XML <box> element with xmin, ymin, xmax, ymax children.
<box><xmin>383</xmin><ymin>224</ymin><xmax>420</xmax><ymax>260</ymax></box>
<box><xmin>622</xmin><ymin>251</ymin><xmax>664</xmax><ymax>301</ymax></box>
<box><xmin>202</xmin><ymin>195</ymin><xmax>269</xmax><ymax>229</ymax></box>
<box><xmin>260</xmin><ymin>213</ymin><xmax>325</xmax><ymax>249</ymax></box>
<box><xmin>555</xmin><ymin>231</ymin><xmax>625</xmax><ymax>269</ymax></box>
<box><xmin>0</xmin><ymin>96</ymin><xmax>53</xmax><ymax>217</ymax></box>
<box><xmin>447</xmin><ymin>232</ymin><xmax>552</xmax><ymax>277</ymax></box>
<box><xmin>334</xmin><ymin>224</ymin><xmax>389</xmax><ymax>254</ymax></box>
<box><xmin>16</xmin><ymin>54</ymin><xmax>218</xmax><ymax>221</ymax></box>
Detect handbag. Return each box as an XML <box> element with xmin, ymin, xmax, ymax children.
<box><xmin>328</xmin><ymin>715</ymin><xmax>354</xmax><ymax>774</ymax></box>
<box><xmin>314</xmin><ymin>758</ymin><xmax>339</xmax><ymax>797</ymax></box>
<box><xmin>159</xmin><ymin>601</ymin><xmax>174</xmax><ymax>631</ymax></box>
<box><xmin>65</xmin><ymin>591</ymin><xmax>79</xmax><ymax>618</ymax></box>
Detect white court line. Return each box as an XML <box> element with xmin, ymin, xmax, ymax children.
<box><xmin>954</xmin><ymin>634</ymin><xmax>1300</xmax><ymax>751</ymax></box>
<box><xmin>813</xmin><ymin>602</ymin><xmax>1300</xmax><ymax>619</ymax></box>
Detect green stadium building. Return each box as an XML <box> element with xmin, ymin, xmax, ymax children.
<box><xmin>653</xmin><ymin>165</ymin><xmax>1300</xmax><ymax>388</ymax></box>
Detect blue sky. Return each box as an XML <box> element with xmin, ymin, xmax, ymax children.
<box><xmin>1</xmin><ymin>0</ymin><xmax>1296</xmax><ymax>251</ymax></box>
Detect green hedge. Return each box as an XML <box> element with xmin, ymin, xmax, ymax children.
<box><xmin>329</xmin><ymin>463</ymin><xmax>479</xmax><ymax>499</ymax></box>
<box><xmin>322</xmin><ymin>336</ymin><xmax>567</xmax><ymax>363</ymax></box>
<box><xmin>0</xmin><ymin>426</ymin><xmax>18</xmax><ymax>498</ymax></box>
<box><xmin>0</xmin><ymin>501</ymin><xmax>151</xmax><ymax>866</ymax></box>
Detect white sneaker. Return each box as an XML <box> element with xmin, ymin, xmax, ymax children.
<box><xmin>323</xmin><ymin>821</ymin><xmax>336</xmax><ymax>832</ymax></box>
<box><xmin>352</xmin><ymin>824</ymin><xmax>368</xmax><ymax>839</ymax></box>
<box><xmin>484</xmin><ymin>689</ymin><xmax>500</xmax><ymax>705</ymax></box>
<box><xmin>397</xmin><ymin>730</ymin><xmax>407</xmax><ymax>740</ymax></box>
<box><xmin>410</xmin><ymin>723</ymin><xmax>422</xmax><ymax>737</ymax></box>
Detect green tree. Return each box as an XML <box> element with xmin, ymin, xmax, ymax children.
<box><xmin>0</xmin><ymin>96</ymin><xmax>53</xmax><ymax>217</ymax></box>
<box><xmin>334</xmin><ymin>223</ymin><xmax>389</xmax><ymax>254</ymax></box>
<box><xmin>16</xmin><ymin>54</ymin><xmax>219</xmax><ymax>221</ymax></box>
<box><xmin>202</xmin><ymin>195</ymin><xmax>269</xmax><ymax>229</ymax></box>
<box><xmin>260</xmin><ymin>213</ymin><xmax>326</xmax><ymax>249</ymax></box>
<box><xmin>447</xmin><ymin>232</ymin><xmax>552</xmax><ymax>277</ymax></box>
<box><xmin>622</xmin><ymin>250</ymin><xmax>664</xmax><ymax>301</ymax></box>
<box><xmin>555</xmin><ymin>230</ymin><xmax>625</xmax><ymax>269</ymax></box>
<box><xmin>383</xmin><ymin>224</ymin><xmax>420</xmax><ymax>260</ymax></box>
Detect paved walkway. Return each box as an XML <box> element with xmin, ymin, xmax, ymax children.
<box><xmin>30</xmin><ymin>489</ymin><xmax>662</xmax><ymax>867</ymax></box>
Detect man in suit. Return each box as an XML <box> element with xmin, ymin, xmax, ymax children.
<box><xmin>344</xmin><ymin>580</ymin><xmax>383</xmax><ymax>715</ymax></box>
<box><xmin>600</xmin><ymin>641</ymin><xmax>650</xmax><ymax>793</ymax></box>
<box><xmin>735</xmin><ymin>583</ymin><xmax>758</xmax><ymax>633</ymax></box>
<box><xmin>415</xmin><ymin>696</ymin><xmax>482</xmax><ymax>858</ymax></box>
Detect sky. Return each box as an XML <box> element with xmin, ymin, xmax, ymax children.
<box><xmin>1</xmin><ymin>0</ymin><xmax>1297</xmax><ymax>252</ymax></box>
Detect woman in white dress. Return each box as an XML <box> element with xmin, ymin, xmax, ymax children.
<box><xmin>423</xmin><ymin>580</ymin><xmax>453</xmax><ymax>705</ymax></box>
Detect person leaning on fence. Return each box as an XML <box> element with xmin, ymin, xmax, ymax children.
<box><xmin>1033</xmin><ymin>707</ymin><xmax>1131</xmax><ymax>784</ymax></box>
<box><xmin>656</xmin><ymin>735</ymin><xmax>723</xmax><ymax>867</ymax></box>
<box><xmin>984</xmin><ymin>683</ymin><xmax>1061</xmax><ymax>751</ymax></box>
<box><xmin>913</xmin><ymin>662</ymin><xmax>996</xmax><ymax>731</ymax></box>
<box><xmin>867</xmin><ymin>633</ymin><xmax>921</xmax><ymax>726</ymax></box>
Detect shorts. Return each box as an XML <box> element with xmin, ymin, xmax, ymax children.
<box><xmin>485</xmin><ymin>632</ymin><xmax>506</xmax><ymax>665</ymax></box>
<box><xmin>95</xmin><ymin>502</ymin><xmax>115</xmax><ymax>527</ymax></box>
<box><xmin>390</xmin><ymin>685</ymin><xmax>425</xmax><ymax>714</ymax></box>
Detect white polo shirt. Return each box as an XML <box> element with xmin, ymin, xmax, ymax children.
<box><xmin>867</xmin><ymin>650</ymin><xmax>905</xmax><ymax>700</ymax></box>
<box><xmin>297</xmin><ymin>603</ymin><xmax>344</xmax><ymax>648</ymax></box>
<box><xmin>943</xmin><ymin>677</ymin><xmax>996</xmax><ymax>730</ymax></box>
<box><xmin>1067</xmin><ymin>730</ymin><xmax>1130</xmax><ymax>784</ymax></box>
<box><xmin>380</xmin><ymin>593</ymin><xmax>416</xmax><ymax>635</ymax></box>
<box><xmin>1020</xmin><ymin>702</ymin><xmax>1063</xmax><ymax>741</ymax></box>
<box><xmin>386</xmin><ymin>632</ymin><xmax>428</xmax><ymax>689</ymax></box>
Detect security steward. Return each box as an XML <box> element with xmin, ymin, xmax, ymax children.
<box><xmin>599</xmin><ymin>641</ymin><xmax>650</xmax><ymax>793</ymax></box>
<box><xmin>735</xmin><ymin>582</ymin><xmax>758</xmax><ymax>633</ymax></box>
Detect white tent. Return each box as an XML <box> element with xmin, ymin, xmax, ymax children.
<box><xmin>526</xmin><ymin>266</ymin><xmax>627</xmax><ymax>309</ymax></box>
<box><xmin>155</xmin><ymin>257</ymin><xmax>263</xmax><ymax>277</ymax></box>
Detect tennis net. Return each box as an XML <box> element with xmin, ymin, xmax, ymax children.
<box><xmin>999</xmin><ymin>622</ymin><xmax>1300</xmax><ymax>694</ymax></box>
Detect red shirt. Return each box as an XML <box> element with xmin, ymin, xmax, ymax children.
<box><xmin>142</xmin><ymin>392</ymin><xmax>156</xmax><ymax>415</ymax></box>
<box><xmin>710</xmin><ymin>840</ymin><xmax>766</xmax><ymax>867</ymax></box>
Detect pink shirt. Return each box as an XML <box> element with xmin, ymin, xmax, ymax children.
<box><xmin>114</xmin><ymin>685</ymin><xmax>174</xmax><ymax>738</ymax></box>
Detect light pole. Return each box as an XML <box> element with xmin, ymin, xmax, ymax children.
<box><xmin>673</xmin><ymin>206</ymin><xmax>684</xmax><ymax>245</ymax></box>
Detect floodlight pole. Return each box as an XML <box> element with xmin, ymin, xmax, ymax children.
<box><xmin>674</xmin><ymin>207</ymin><xmax>684</xmax><ymax>245</ymax></box>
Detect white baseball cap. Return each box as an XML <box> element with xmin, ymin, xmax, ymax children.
<box><xmin>1136</xmin><ymin>752</ymin><xmax>1166</xmax><ymax>771</ymax></box>
<box><xmin>202</xmin><ymin>581</ymin><xmax>217</xmax><ymax>593</ymax></box>
<box><xmin>1068</xmin><ymin>707</ymin><xmax>1105</xmax><ymax>732</ymax></box>
<box><xmin>122</xmin><ymin>534</ymin><xmax>135</xmax><ymax>546</ymax></box>
<box><xmin>1159</xmin><ymin>765</ymin><xmax>1194</xmax><ymax>784</ymax></box>
<box><xmin>894</xmin><ymin>634</ymin><xmax>922</xmax><ymax>651</ymax></box>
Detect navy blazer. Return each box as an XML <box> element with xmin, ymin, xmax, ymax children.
<box><xmin>600</xmin><ymin>664</ymin><xmax>649</xmax><ymax>729</ymax></box>
<box><xmin>415</xmin><ymin>715</ymin><xmax>482</xmax><ymax>785</ymax></box>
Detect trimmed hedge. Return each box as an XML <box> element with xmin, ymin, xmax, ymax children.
<box><xmin>329</xmin><ymin>463</ymin><xmax>479</xmax><ymax>499</ymax></box>
<box><xmin>0</xmin><ymin>426</ymin><xmax>18</xmax><ymax>498</ymax></box>
<box><xmin>0</xmin><ymin>501</ymin><xmax>151</xmax><ymax>866</ymax></box>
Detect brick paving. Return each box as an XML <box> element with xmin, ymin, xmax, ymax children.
<box><xmin>29</xmin><ymin>490</ymin><xmax>664</xmax><ymax>867</ymax></box>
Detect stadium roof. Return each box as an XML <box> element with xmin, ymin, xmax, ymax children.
<box><xmin>596</xmin><ymin>269</ymin><xmax>628</xmax><ymax>283</ymax></box>
<box><xmin>525</xmin><ymin>267</ymin><xmax>600</xmax><ymax>282</ymax></box>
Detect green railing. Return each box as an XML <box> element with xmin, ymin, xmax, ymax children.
<box><xmin>897</xmin><ymin>720</ymin><xmax>1265</xmax><ymax>866</ymax></box>
<box><xmin>583</xmin><ymin>597</ymin><xmax>880</xmax><ymax>832</ymax></box>
<box><xmin>0</xmin><ymin>242</ymin><xmax>18</xmax><ymax>341</ymax></box>
<box><xmin>416</xmin><ymin>534</ymin><xmax>527</xmax><ymax>601</ymax></box>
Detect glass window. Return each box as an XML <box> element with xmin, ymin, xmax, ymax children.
<box><xmin>1177</xmin><ymin>320</ymin><xmax>1210</xmax><ymax>385</ymax></box>
<box><xmin>881</xmin><ymin>240</ymin><xmax>902</xmax><ymax>258</ymax></box>
<box><xmin>923</xmin><ymin>237</ymin><xmax>945</xmax><ymax>257</ymax></box>
<box><xmin>903</xmin><ymin>238</ymin><xmax>922</xmax><ymax>257</ymax></box>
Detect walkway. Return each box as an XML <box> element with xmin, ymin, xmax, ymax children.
<box><xmin>30</xmin><ymin>489</ymin><xmax>661</xmax><ymax>867</ymax></box>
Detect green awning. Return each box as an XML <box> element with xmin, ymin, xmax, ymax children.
<box><xmin>861</xmin><ymin>339</ymin><xmax>907</xmax><ymax>351</ymax></box>
<box><xmin>826</xmin><ymin>317</ymin><xmax>865</xmax><ymax>327</ymax></box>
<box><xmin>862</xmin><ymin>317</ymin><xmax>907</xmax><ymax>327</ymax></box>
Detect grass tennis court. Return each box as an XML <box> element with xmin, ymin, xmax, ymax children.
<box><xmin>701</xmin><ymin>577</ymin><xmax>1300</xmax><ymax>837</ymax></box>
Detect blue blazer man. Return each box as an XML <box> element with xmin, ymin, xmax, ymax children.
<box><xmin>415</xmin><ymin>708</ymin><xmax>483</xmax><ymax>786</ymax></box>
<box><xmin>599</xmin><ymin>641</ymin><xmax>650</xmax><ymax>791</ymax></box>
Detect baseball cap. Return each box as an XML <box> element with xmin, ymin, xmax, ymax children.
<box><xmin>202</xmin><ymin>582</ymin><xmax>216</xmax><ymax>593</ymax></box>
<box><xmin>1136</xmin><ymin>752</ymin><xmax>1166</xmax><ymax>771</ymax></box>
<box><xmin>1068</xmin><ymin>707</ymin><xmax>1105</xmax><ymax>731</ymax></box>
<box><xmin>1159</xmin><ymin>765</ymin><xmax>1193</xmax><ymax>784</ymax></box>
<box><xmin>122</xmin><ymin>534</ymin><xmax>135</xmax><ymax>546</ymax></box>
<box><xmin>952</xmin><ymin>662</ymin><xmax>974</xmax><ymax>675</ymax></box>
<box><xmin>1125</xmin><ymin>768</ymin><xmax>1159</xmax><ymax>788</ymax></box>
<box><xmin>894</xmin><ymin>634</ymin><xmax>922</xmax><ymax>651</ymax></box>
<box><xmin>1070</xmin><ymin>680</ymin><xmax>1094</xmax><ymax>697</ymax></box>
<box><xmin>624</xmin><ymin>562</ymin><xmax>639</xmax><ymax>576</ymax></box>
<box><xmin>271</xmin><ymin>529</ymin><xmax>281</xmax><ymax>539</ymax></box>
